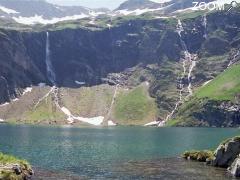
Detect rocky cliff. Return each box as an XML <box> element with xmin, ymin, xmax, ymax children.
<box><xmin>0</xmin><ymin>9</ymin><xmax>239</xmax><ymax>126</ymax></box>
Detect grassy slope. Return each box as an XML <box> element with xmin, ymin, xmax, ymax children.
<box><xmin>195</xmin><ymin>64</ymin><xmax>240</xmax><ymax>101</ymax></box>
<box><xmin>114</xmin><ymin>84</ymin><xmax>157</xmax><ymax>125</ymax></box>
<box><xmin>22</xmin><ymin>95</ymin><xmax>65</xmax><ymax>124</ymax></box>
<box><xmin>0</xmin><ymin>153</ymin><xmax>31</xmax><ymax>179</ymax></box>
<box><xmin>167</xmin><ymin>64</ymin><xmax>240</xmax><ymax>126</ymax></box>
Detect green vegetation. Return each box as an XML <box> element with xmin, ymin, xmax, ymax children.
<box><xmin>182</xmin><ymin>150</ymin><xmax>214</xmax><ymax>162</ymax></box>
<box><xmin>0</xmin><ymin>153</ymin><xmax>32</xmax><ymax>180</ymax></box>
<box><xmin>195</xmin><ymin>64</ymin><xmax>240</xmax><ymax>101</ymax></box>
<box><xmin>177</xmin><ymin>10</ymin><xmax>206</xmax><ymax>20</ymax></box>
<box><xmin>220</xmin><ymin>136</ymin><xmax>240</xmax><ymax>146</ymax></box>
<box><xmin>114</xmin><ymin>84</ymin><xmax>157</xmax><ymax>125</ymax></box>
<box><xmin>23</xmin><ymin>95</ymin><xmax>65</xmax><ymax>124</ymax></box>
<box><xmin>167</xmin><ymin>64</ymin><xmax>240</xmax><ymax>127</ymax></box>
<box><xmin>0</xmin><ymin>153</ymin><xmax>29</xmax><ymax>167</ymax></box>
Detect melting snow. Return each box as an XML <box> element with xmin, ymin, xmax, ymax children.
<box><xmin>13</xmin><ymin>14</ymin><xmax>89</xmax><ymax>25</ymax></box>
<box><xmin>22</xmin><ymin>87</ymin><xmax>32</xmax><ymax>95</ymax></box>
<box><xmin>203</xmin><ymin>80</ymin><xmax>212</xmax><ymax>86</ymax></box>
<box><xmin>61</xmin><ymin>106</ymin><xmax>104</xmax><ymax>126</ymax></box>
<box><xmin>0</xmin><ymin>102</ymin><xmax>9</xmax><ymax>107</ymax></box>
<box><xmin>12</xmin><ymin>98</ymin><xmax>19</xmax><ymax>102</ymax></box>
<box><xmin>75</xmin><ymin>81</ymin><xmax>85</xmax><ymax>85</ymax></box>
<box><xmin>74</xmin><ymin>116</ymin><xmax>104</xmax><ymax>126</ymax></box>
<box><xmin>108</xmin><ymin>120</ymin><xmax>117</xmax><ymax>126</ymax></box>
<box><xmin>0</xmin><ymin>6</ymin><xmax>19</xmax><ymax>14</ymax></box>
<box><xmin>144</xmin><ymin>121</ymin><xmax>159</xmax><ymax>126</ymax></box>
<box><xmin>38</xmin><ymin>83</ymin><xmax>46</xmax><ymax>87</ymax></box>
<box><xmin>114</xmin><ymin>7</ymin><xmax>163</xmax><ymax>16</ymax></box>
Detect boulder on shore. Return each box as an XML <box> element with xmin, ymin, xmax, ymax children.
<box><xmin>0</xmin><ymin>152</ymin><xmax>33</xmax><ymax>180</ymax></box>
<box><xmin>212</xmin><ymin>136</ymin><xmax>240</xmax><ymax>168</ymax></box>
<box><xmin>228</xmin><ymin>155</ymin><xmax>240</xmax><ymax>177</ymax></box>
<box><xmin>182</xmin><ymin>136</ymin><xmax>240</xmax><ymax>177</ymax></box>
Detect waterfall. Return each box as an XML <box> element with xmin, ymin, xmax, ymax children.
<box><xmin>35</xmin><ymin>31</ymin><xmax>104</xmax><ymax>126</ymax></box>
<box><xmin>187</xmin><ymin>56</ymin><xmax>197</xmax><ymax>96</ymax></box>
<box><xmin>159</xmin><ymin>19</ymin><xmax>197</xmax><ymax>126</ymax></box>
<box><xmin>177</xmin><ymin>19</ymin><xmax>196</xmax><ymax>96</ymax></box>
<box><xmin>202</xmin><ymin>14</ymin><xmax>207</xmax><ymax>39</ymax></box>
<box><xmin>46</xmin><ymin>32</ymin><xmax>56</xmax><ymax>85</ymax></box>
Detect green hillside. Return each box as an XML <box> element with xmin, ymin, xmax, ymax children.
<box><xmin>195</xmin><ymin>64</ymin><xmax>240</xmax><ymax>101</ymax></box>
<box><xmin>114</xmin><ymin>84</ymin><xmax>157</xmax><ymax>125</ymax></box>
<box><xmin>168</xmin><ymin>64</ymin><xmax>240</xmax><ymax>127</ymax></box>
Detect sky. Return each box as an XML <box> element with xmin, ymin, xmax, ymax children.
<box><xmin>46</xmin><ymin>0</ymin><xmax>170</xmax><ymax>9</ymax></box>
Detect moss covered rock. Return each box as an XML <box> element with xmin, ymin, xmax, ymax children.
<box><xmin>0</xmin><ymin>153</ymin><xmax>33</xmax><ymax>180</ymax></box>
<box><xmin>182</xmin><ymin>150</ymin><xmax>214</xmax><ymax>162</ymax></box>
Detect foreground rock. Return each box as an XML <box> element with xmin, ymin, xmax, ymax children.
<box><xmin>212</xmin><ymin>136</ymin><xmax>240</xmax><ymax>168</ymax></box>
<box><xmin>0</xmin><ymin>153</ymin><xmax>33</xmax><ymax>180</ymax></box>
<box><xmin>182</xmin><ymin>136</ymin><xmax>240</xmax><ymax>177</ymax></box>
<box><xmin>228</xmin><ymin>156</ymin><xmax>240</xmax><ymax>177</ymax></box>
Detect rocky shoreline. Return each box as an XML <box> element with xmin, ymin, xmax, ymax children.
<box><xmin>183</xmin><ymin>136</ymin><xmax>240</xmax><ymax>177</ymax></box>
<box><xmin>0</xmin><ymin>153</ymin><xmax>33</xmax><ymax>180</ymax></box>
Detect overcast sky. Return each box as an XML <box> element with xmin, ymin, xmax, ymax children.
<box><xmin>46</xmin><ymin>0</ymin><xmax>170</xmax><ymax>9</ymax></box>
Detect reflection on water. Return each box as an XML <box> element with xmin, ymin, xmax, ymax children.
<box><xmin>0</xmin><ymin>125</ymin><xmax>239</xmax><ymax>179</ymax></box>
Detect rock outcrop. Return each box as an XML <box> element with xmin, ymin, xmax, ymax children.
<box><xmin>212</xmin><ymin>136</ymin><xmax>240</xmax><ymax>168</ymax></box>
<box><xmin>183</xmin><ymin>136</ymin><xmax>240</xmax><ymax>177</ymax></box>
<box><xmin>228</xmin><ymin>155</ymin><xmax>240</xmax><ymax>177</ymax></box>
<box><xmin>0</xmin><ymin>152</ymin><xmax>33</xmax><ymax>180</ymax></box>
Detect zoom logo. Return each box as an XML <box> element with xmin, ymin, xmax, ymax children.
<box><xmin>192</xmin><ymin>1</ymin><xmax>239</xmax><ymax>11</ymax></box>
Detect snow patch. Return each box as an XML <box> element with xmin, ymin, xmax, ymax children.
<box><xmin>203</xmin><ymin>80</ymin><xmax>212</xmax><ymax>86</ymax></box>
<box><xmin>108</xmin><ymin>120</ymin><xmax>117</xmax><ymax>126</ymax></box>
<box><xmin>22</xmin><ymin>87</ymin><xmax>32</xmax><ymax>95</ymax></box>
<box><xmin>89</xmin><ymin>11</ymin><xmax>105</xmax><ymax>17</ymax></box>
<box><xmin>0</xmin><ymin>6</ymin><xmax>19</xmax><ymax>14</ymax></box>
<box><xmin>75</xmin><ymin>81</ymin><xmax>85</xmax><ymax>85</ymax></box>
<box><xmin>38</xmin><ymin>83</ymin><xmax>46</xmax><ymax>87</ymax></box>
<box><xmin>61</xmin><ymin>106</ymin><xmax>104</xmax><ymax>126</ymax></box>
<box><xmin>61</xmin><ymin>107</ymin><xmax>72</xmax><ymax>117</ymax></box>
<box><xmin>114</xmin><ymin>7</ymin><xmax>163</xmax><ymax>16</ymax></box>
<box><xmin>74</xmin><ymin>116</ymin><xmax>104</xmax><ymax>126</ymax></box>
<box><xmin>0</xmin><ymin>119</ymin><xmax>5</xmax><ymax>123</ymax></box>
<box><xmin>144</xmin><ymin>121</ymin><xmax>159</xmax><ymax>126</ymax></box>
<box><xmin>13</xmin><ymin>14</ymin><xmax>89</xmax><ymax>25</ymax></box>
<box><xmin>0</xmin><ymin>102</ymin><xmax>9</xmax><ymax>107</ymax></box>
<box><xmin>12</xmin><ymin>98</ymin><xmax>19</xmax><ymax>102</ymax></box>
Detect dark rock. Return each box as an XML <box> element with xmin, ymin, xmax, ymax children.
<box><xmin>228</xmin><ymin>155</ymin><xmax>240</xmax><ymax>177</ymax></box>
<box><xmin>12</xmin><ymin>164</ymin><xmax>22</xmax><ymax>175</ymax></box>
<box><xmin>212</xmin><ymin>137</ymin><xmax>240</xmax><ymax>168</ymax></box>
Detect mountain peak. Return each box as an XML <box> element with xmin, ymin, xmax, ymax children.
<box><xmin>116</xmin><ymin>0</ymin><xmax>160</xmax><ymax>10</ymax></box>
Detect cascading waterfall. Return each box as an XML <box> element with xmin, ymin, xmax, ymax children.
<box><xmin>34</xmin><ymin>32</ymin><xmax>104</xmax><ymax>125</ymax></box>
<box><xmin>177</xmin><ymin>19</ymin><xmax>196</xmax><ymax>96</ymax></box>
<box><xmin>46</xmin><ymin>32</ymin><xmax>56</xmax><ymax>85</ymax></box>
<box><xmin>45</xmin><ymin>32</ymin><xmax>61</xmax><ymax>109</ymax></box>
<box><xmin>159</xmin><ymin>19</ymin><xmax>197</xmax><ymax>126</ymax></box>
<box><xmin>202</xmin><ymin>14</ymin><xmax>207</xmax><ymax>39</ymax></box>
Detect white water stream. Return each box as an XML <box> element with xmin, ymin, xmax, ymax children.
<box><xmin>202</xmin><ymin>14</ymin><xmax>207</xmax><ymax>39</ymax></box>
<box><xmin>159</xmin><ymin>19</ymin><xmax>197</xmax><ymax>126</ymax></box>
<box><xmin>34</xmin><ymin>32</ymin><xmax>105</xmax><ymax>126</ymax></box>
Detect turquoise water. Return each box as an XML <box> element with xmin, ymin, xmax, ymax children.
<box><xmin>0</xmin><ymin>125</ymin><xmax>239</xmax><ymax>179</ymax></box>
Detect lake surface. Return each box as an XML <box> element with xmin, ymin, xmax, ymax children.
<box><xmin>0</xmin><ymin>125</ymin><xmax>239</xmax><ymax>179</ymax></box>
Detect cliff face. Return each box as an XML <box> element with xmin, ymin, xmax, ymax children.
<box><xmin>0</xmin><ymin>10</ymin><xmax>239</xmax><ymax>126</ymax></box>
<box><xmin>0</xmin><ymin>30</ymin><xmax>47</xmax><ymax>103</ymax></box>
